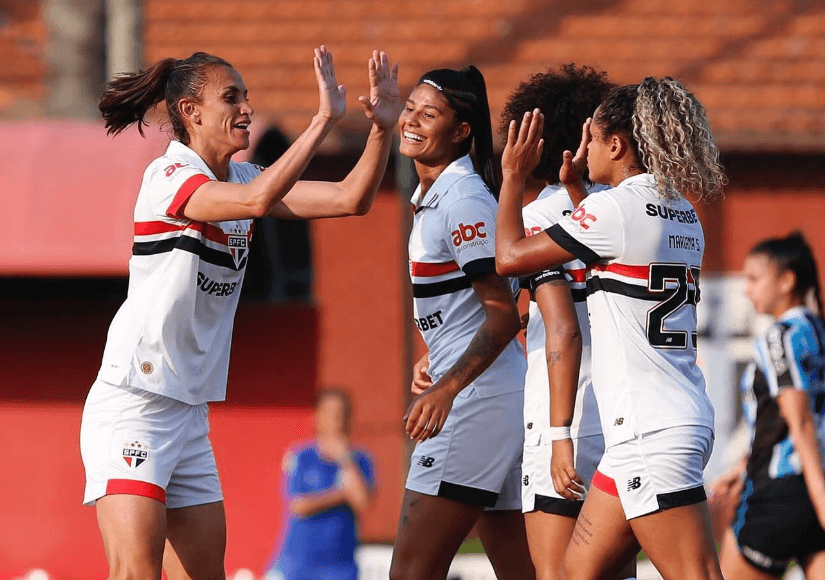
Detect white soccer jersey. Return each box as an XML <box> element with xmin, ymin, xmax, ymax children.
<box><xmin>409</xmin><ymin>155</ymin><xmax>526</xmax><ymax>397</ymax></box>
<box><xmin>97</xmin><ymin>140</ymin><xmax>261</xmax><ymax>405</ymax></box>
<box><xmin>521</xmin><ymin>184</ymin><xmax>601</xmax><ymax>442</ymax></box>
<box><xmin>547</xmin><ymin>173</ymin><xmax>714</xmax><ymax>447</ymax></box>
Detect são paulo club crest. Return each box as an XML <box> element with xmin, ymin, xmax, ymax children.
<box><xmin>227</xmin><ymin>233</ymin><xmax>248</xmax><ymax>269</ymax></box>
<box><xmin>122</xmin><ymin>441</ymin><xmax>149</xmax><ymax>470</ymax></box>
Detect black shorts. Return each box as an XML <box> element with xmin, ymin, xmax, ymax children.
<box><xmin>733</xmin><ymin>474</ymin><xmax>825</xmax><ymax>575</ymax></box>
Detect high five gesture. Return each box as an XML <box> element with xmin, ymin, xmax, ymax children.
<box><xmin>359</xmin><ymin>50</ymin><xmax>402</xmax><ymax>130</ymax></box>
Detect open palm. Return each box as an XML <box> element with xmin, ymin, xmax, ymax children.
<box><xmin>314</xmin><ymin>45</ymin><xmax>347</xmax><ymax>122</ymax></box>
<box><xmin>359</xmin><ymin>50</ymin><xmax>401</xmax><ymax>130</ymax></box>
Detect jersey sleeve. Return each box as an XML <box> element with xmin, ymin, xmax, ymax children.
<box><xmin>443</xmin><ymin>195</ymin><xmax>497</xmax><ymax>279</ymax></box>
<box><xmin>546</xmin><ymin>191</ymin><xmax>624</xmax><ymax>265</ymax></box>
<box><xmin>759</xmin><ymin>322</ymin><xmax>804</xmax><ymax>395</ymax></box>
<box><xmin>283</xmin><ymin>448</ymin><xmax>306</xmax><ymax>497</ymax></box>
<box><xmin>521</xmin><ymin>266</ymin><xmax>567</xmax><ymax>298</ymax></box>
<box><xmin>520</xmin><ymin>200</ymin><xmax>567</xmax><ymax>295</ymax></box>
<box><xmin>354</xmin><ymin>451</ymin><xmax>376</xmax><ymax>490</ymax></box>
<box><xmin>146</xmin><ymin>161</ymin><xmax>212</xmax><ymax>219</ymax></box>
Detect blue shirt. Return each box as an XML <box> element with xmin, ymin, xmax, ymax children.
<box><xmin>267</xmin><ymin>442</ymin><xmax>375</xmax><ymax>579</ymax></box>
<box><xmin>741</xmin><ymin>306</ymin><xmax>825</xmax><ymax>481</ymax></box>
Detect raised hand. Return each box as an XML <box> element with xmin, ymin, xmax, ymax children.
<box><xmin>501</xmin><ymin>109</ymin><xmax>544</xmax><ymax>181</ymax></box>
<box><xmin>559</xmin><ymin>118</ymin><xmax>591</xmax><ymax>206</ymax></box>
<box><xmin>313</xmin><ymin>45</ymin><xmax>346</xmax><ymax>122</ymax></box>
<box><xmin>359</xmin><ymin>50</ymin><xmax>401</xmax><ymax>130</ymax></box>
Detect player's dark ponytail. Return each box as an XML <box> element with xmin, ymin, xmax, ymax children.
<box><xmin>418</xmin><ymin>65</ymin><xmax>498</xmax><ymax>196</ymax></box>
<box><xmin>99</xmin><ymin>52</ymin><xmax>233</xmax><ymax>145</ymax></box>
<box><xmin>751</xmin><ymin>231</ymin><xmax>823</xmax><ymax>316</ymax></box>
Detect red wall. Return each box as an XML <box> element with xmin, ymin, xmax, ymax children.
<box><xmin>0</xmin><ymin>192</ymin><xmax>410</xmax><ymax>579</ymax></box>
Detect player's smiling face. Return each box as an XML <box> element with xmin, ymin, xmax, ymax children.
<box><xmin>399</xmin><ymin>83</ymin><xmax>467</xmax><ymax>166</ymax></box>
<box><xmin>194</xmin><ymin>65</ymin><xmax>254</xmax><ymax>154</ymax></box>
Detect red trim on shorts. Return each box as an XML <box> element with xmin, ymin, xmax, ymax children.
<box><xmin>167</xmin><ymin>174</ymin><xmax>211</xmax><ymax>218</ymax></box>
<box><xmin>106</xmin><ymin>479</ymin><xmax>167</xmax><ymax>504</ymax></box>
<box><xmin>591</xmin><ymin>470</ymin><xmax>619</xmax><ymax>497</ymax></box>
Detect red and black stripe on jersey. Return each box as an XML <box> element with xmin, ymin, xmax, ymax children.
<box><xmin>411</xmin><ymin>257</ymin><xmax>495</xmax><ymax>298</ymax></box>
<box><xmin>132</xmin><ymin>221</ymin><xmax>253</xmax><ymax>272</ymax></box>
<box><xmin>548</xmin><ymin>223</ymin><xmax>700</xmax><ymax>303</ymax></box>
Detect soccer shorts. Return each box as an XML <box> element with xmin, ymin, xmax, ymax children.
<box><xmin>593</xmin><ymin>425</ymin><xmax>713</xmax><ymax>519</ymax></box>
<box><xmin>80</xmin><ymin>379</ymin><xmax>223</xmax><ymax>509</ymax></box>
<box><xmin>733</xmin><ymin>474</ymin><xmax>825</xmax><ymax>575</ymax></box>
<box><xmin>406</xmin><ymin>386</ymin><xmax>524</xmax><ymax>510</ymax></box>
<box><xmin>522</xmin><ymin>434</ymin><xmax>605</xmax><ymax>517</ymax></box>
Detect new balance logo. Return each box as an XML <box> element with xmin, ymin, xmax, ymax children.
<box><xmin>417</xmin><ymin>456</ymin><xmax>435</xmax><ymax>468</ymax></box>
<box><xmin>614</xmin><ymin>417</ymin><xmax>624</xmax><ymax>426</ymax></box>
<box><xmin>523</xmin><ymin>475</ymin><xmax>529</xmax><ymax>486</ymax></box>
<box><xmin>627</xmin><ymin>477</ymin><xmax>641</xmax><ymax>491</ymax></box>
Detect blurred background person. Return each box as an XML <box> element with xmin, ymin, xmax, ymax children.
<box><xmin>264</xmin><ymin>388</ymin><xmax>375</xmax><ymax>580</ymax></box>
<box><xmin>712</xmin><ymin>232</ymin><xmax>825</xmax><ymax>580</ymax></box>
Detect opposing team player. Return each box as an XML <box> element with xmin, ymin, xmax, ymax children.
<box><xmin>80</xmin><ymin>47</ymin><xmax>400</xmax><ymax>580</ymax></box>
<box><xmin>501</xmin><ymin>65</ymin><xmax>636</xmax><ymax>580</ymax></box>
<box><xmin>390</xmin><ymin>66</ymin><xmax>534</xmax><ymax>580</ymax></box>
<box><xmin>712</xmin><ymin>232</ymin><xmax>825</xmax><ymax>579</ymax></box>
<box><xmin>495</xmin><ymin>78</ymin><xmax>726</xmax><ymax>580</ymax></box>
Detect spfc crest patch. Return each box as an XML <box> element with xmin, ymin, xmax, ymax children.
<box><xmin>122</xmin><ymin>441</ymin><xmax>149</xmax><ymax>470</ymax></box>
<box><xmin>227</xmin><ymin>234</ymin><xmax>248</xmax><ymax>269</ymax></box>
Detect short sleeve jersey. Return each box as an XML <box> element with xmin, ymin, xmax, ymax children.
<box><xmin>97</xmin><ymin>140</ymin><xmax>261</xmax><ymax>405</ymax></box>
<box><xmin>409</xmin><ymin>155</ymin><xmax>526</xmax><ymax>397</ymax></box>
<box><xmin>741</xmin><ymin>306</ymin><xmax>825</xmax><ymax>482</ymax></box>
<box><xmin>547</xmin><ymin>173</ymin><xmax>714</xmax><ymax>447</ymax></box>
<box><xmin>521</xmin><ymin>184</ymin><xmax>603</xmax><ymax>441</ymax></box>
<box><xmin>276</xmin><ymin>443</ymin><xmax>375</xmax><ymax>572</ymax></box>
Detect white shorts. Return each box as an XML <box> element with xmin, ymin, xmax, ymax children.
<box><xmin>406</xmin><ymin>386</ymin><xmax>524</xmax><ymax>510</ymax></box>
<box><xmin>593</xmin><ymin>425</ymin><xmax>713</xmax><ymax>520</ymax></box>
<box><xmin>522</xmin><ymin>434</ymin><xmax>605</xmax><ymax>516</ymax></box>
<box><xmin>80</xmin><ymin>379</ymin><xmax>223</xmax><ymax>509</ymax></box>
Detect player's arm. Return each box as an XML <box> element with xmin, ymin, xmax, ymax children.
<box><xmin>182</xmin><ymin>47</ymin><xmax>346</xmax><ymax>222</ymax></box>
<box><xmin>404</xmin><ymin>273</ymin><xmax>521</xmax><ymax>442</ymax></box>
<box><xmin>534</xmin><ymin>280</ymin><xmax>585</xmax><ymax>499</ymax></box>
<box><xmin>497</xmin><ymin>112</ymin><xmax>576</xmax><ymax>277</ymax></box>
<box><xmin>288</xmin><ymin>487</ymin><xmax>349</xmax><ymax>518</ymax></box>
<box><xmin>271</xmin><ymin>51</ymin><xmax>401</xmax><ymax>219</ymax></box>
<box><xmin>777</xmin><ymin>387</ymin><xmax>825</xmax><ymax>529</ymax></box>
<box><xmin>339</xmin><ymin>456</ymin><xmax>375</xmax><ymax>517</ymax></box>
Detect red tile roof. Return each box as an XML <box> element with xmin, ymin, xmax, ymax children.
<box><xmin>142</xmin><ymin>0</ymin><xmax>825</xmax><ymax>151</ymax></box>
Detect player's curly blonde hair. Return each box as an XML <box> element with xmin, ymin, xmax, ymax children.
<box><xmin>632</xmin><ymin>77</ymin><xmax>727</xmax><ymax>202</ymax></box>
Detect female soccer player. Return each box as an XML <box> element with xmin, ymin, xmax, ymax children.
<box><xmin>501</xmin><ymin>65</ymin><xmax>636</xmax><ymax>580</ymax></box>
<box><xmin>390</xmin><ymin>66</ymin><xmax>534</xmax><ymax>580</ymax></box>
<box><xmin>712</xmin><ymin>232</ymin><xmax>825</xmax><ymax>579</ymax></box>
<box><xmin>495</xmin><ymin>78</ymin><xmax>726</xmax><ymax>580</ymax></box>
<box><xmin>79</xmin><ymin>47</ymin><xmax>400</xmax><ymax>580</ymax></box>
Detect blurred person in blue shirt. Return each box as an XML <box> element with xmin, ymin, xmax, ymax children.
<box><xmin>265</xmin><ymin>388</ymin><xmax>375</xmax><ymax>580</ymax></box>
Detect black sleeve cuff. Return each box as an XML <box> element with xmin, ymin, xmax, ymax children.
<box><xmin>462</xmin><ymin>257</ymin><xmax>496</xmax><ymax>280</ymax></box>
<box><xmin>523</xmin><ymin>267</ymin><xmax>567</xmax><ymax>300</ymax></box>
<box><xmin>546</xmin><ymin>224</ymin><xmax>601</xmax><ymax>265</ymax></box>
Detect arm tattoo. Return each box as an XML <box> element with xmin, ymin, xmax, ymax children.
<box><xmin>440</xmin><ymin>275</ymin><xmax>516</xmax><ymax>391</ymax></box>
<box><xmin>547</xmin><ymin>350</ymin><xmax>562</xmax><ymax>364</ymax></box>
